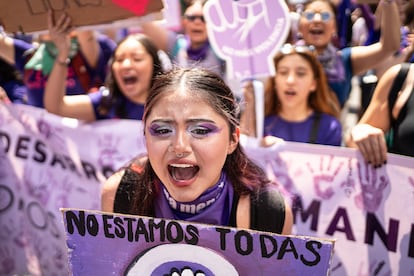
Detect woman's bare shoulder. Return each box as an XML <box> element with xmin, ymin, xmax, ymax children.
<box><xmin>101</xmin><ymin>170</ymin><xmax>125</xmax><ymax>212</ymax></box>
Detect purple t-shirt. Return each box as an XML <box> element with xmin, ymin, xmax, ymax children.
<box><xmin>264</xmin><ymin>112</ymin><xmax>342</xmax><ymax>146</ymax></box>
<box><xmin>14</xmin><ymin>34</ymin><xmax>116</xmax><ymax>108</ymax></box>
<box><xmin>88</xmin><ymin>87</ymin><xmax>145</xmax><ymax>120</ymax></box>
<box><xmin>1</xmin><ymin>80</ymin><xmax>28</xmax><ymax>104</ymax></box>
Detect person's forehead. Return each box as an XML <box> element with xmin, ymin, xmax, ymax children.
<box><xmin>185</xmin><ymin>3</ymin><xmax>204</xmax><ymax>15</ymax></box>
<box><xmin>305</xmin><ymin>1</ymin><xmax>334</xmax><ymax>12</ymax></box>
<box><xmin>116</xmin><ymin>39</ymin><xmax>146</xmax><ymax>54</ymax></box>
<box><xmin>156</xmin><ymin>90</ymin><xmax>205</xmax><ymax>107</ymax></box>
<box><xmin>147</xmin><ymin>97</ymin><xmax>223</xmax><ymax>124</ymax></box>
<box><xmin>277</xmin><ymin>54</ymin><xmax>313</xmax><ymax>69</ymax></box>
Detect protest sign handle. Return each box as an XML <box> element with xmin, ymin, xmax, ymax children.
<box><xmin>252</xmin><ymin>80</ymin><xmax>264</xmax><ymax>140</ymax></box>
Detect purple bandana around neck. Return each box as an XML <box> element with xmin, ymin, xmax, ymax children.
<box><xmin>316</xmin><ymin>43</ymin><xmax>345</xmax><ymax>83</ymax></box>
<box><xmin>185</xmin><ymin>36</ymin><xmax>210</xmax><ymax>61</ymax></box>
<box><xmin>155</xmin><ymin>172</ymin><xmax>234</xmax><ymax>226</ymax></box>
<box><xmin>295</xmin><ymin>40</ymin><xmax>345</xmax><ymax>83</ymax></box>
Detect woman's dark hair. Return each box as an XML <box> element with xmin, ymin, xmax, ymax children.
<box><xmin>97</xmin><ymin>34</ymin><xmax>163</xmax><ymax>118</ymax></box>
<box><xmin>0</xmin><ymin>58</ymin><xmax>24</xmax><ymax>83</ymax></box>
<box><xmin>128</xmin><ymin>67</ymin><xmax>271</xmax><ymax>215</ymax></box>
<box><xmin>404</xmin><ymin>0</ymin><xmax>414</xmax><ymax>26</ymax></box>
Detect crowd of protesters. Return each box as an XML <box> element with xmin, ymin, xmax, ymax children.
<box><xmin>1</xmin><ymin>0</ymin><xmax>413</xmax><ymax>160</ymax></box>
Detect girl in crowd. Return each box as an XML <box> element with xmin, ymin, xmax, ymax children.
<box><xmin>44</xmin><ymin>12</ymin><xmax>164</xmax><ymax>121</ymax></box>
<box><xmin>101</xmin><ymin>67</ymin><xmax>293</xmax><ymax>235</ymax></box>
<box><xmin>347</xmin><ymin>62</ymin><xmax>414</xmax><ymax>166</ymax></box>
<box><xmin>241</xmin><ymin>44</ymin><xmax>342</xmax><ymax>146</ymax></box>
<box><xmin>141</xmin><ymin>0</ymin><xmax>225</xmax><ymax>78</ymax></box>
<box><xmin>297</xmin><ymin>0</ymin><xmax>400</xmax><ymax>107</ymax></box>
<box><xmin>0</xmin><ymin>12</ymin><xmax>115</xmax><ymax>108</ymax></box>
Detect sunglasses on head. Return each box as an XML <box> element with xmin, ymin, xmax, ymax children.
<box><xmin>280</xmin><ymin>43</ymin><xmax>316</xmax><ymax>55</ymax></box>
<box><xmin>184</xmin><ymin>14</ymin><xmax>205</xmax><ymax>23</ymax></box>
<box><xmin>302</xmin><ymin>11</ymin><xmax>332</xmax><ymax>22</ymax></box>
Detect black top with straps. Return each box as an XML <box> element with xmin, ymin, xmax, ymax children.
<box><xmin>114</xmin><ymin>168</ymin><xmax>286</xmax><ymax>234</ymax></box>
<box><xmin>387</xmin><ymin>63</ymin><xmax>414</xmax><ymax>157</ymax></box>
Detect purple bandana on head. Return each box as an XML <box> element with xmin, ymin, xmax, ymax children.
<box><xmin>155</xmin><ymin>172</ymin><xmax>234</xmax><ymax>226</ymax></box>
<box><xmin>185</xmin><ymin>36</ymin><xmax>210</xmax><ymax>61</ymax></box>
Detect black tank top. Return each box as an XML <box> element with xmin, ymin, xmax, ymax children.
<box><xmin>389</xmin><ymin>63</ymin><xmax>414</xmax><ymax>157</ymax></box>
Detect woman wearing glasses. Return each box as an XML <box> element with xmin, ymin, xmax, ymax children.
<box><xmin>141</xmin><ymin>0</ymin><xmax>225</xmax><ymax>78</ymax></box>
<box><xmin>297</xmin><ymin>0</ymin><xmax>400</xmax><ymax>108</ymax></box>
<box><xmin>241</xmin><ymin>44</ymin><xmax>342</xmax><ymax>146</ymax></box>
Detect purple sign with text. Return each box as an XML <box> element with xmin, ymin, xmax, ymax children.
<box><xmin>204</xmin><ymin>0</ymin><xmax>291</xmax><ymax>79</ymax></box>
<box><xmin>62</xmin><ymin>209</ymin><xmax>334</xmax><ymax>275</ymax></box>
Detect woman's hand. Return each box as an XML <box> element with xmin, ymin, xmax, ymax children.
<box><xmin>47</xmin><ymin>9</ymin><xmax>72</xmax><ymax>61</ymax></box>
<box><xmin>260</xmin><ymin>135</ymin><xmax>285</xmax><ymax>148</ymax></box>
<box><xmin>350</xmin><ymin>123</ymin><xmax>388</xmax><ymax>167</ymax></box>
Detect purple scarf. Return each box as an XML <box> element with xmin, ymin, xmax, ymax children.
<box><xmin>295</xmin><ymin>40</ymin><xmax>345</xmax><ymax>83</ymax></box>
<box><xmin>185</xmin><ymin>36</ymin><xmax>210</xmax><ymax>61</ymax></box>
<box><xmin>155</xmin><ymin>172</ymin><xmax>234</xmax><ymax>226</ymax></box>
<box><xmin>317</xmin><ymin>43</ymin><xmax>345</xmax><ymax>83</ymax></box>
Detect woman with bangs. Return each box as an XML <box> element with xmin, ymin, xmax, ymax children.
<box><xmin>297</xmin><ymin>0</ymin><xmax>400</xmax><ymax>108</ymax></box>
<box><xmin>43</xmin><ymin>11</ymin><xmax>166</xmax><ymax>121</ymax></box>
<box><xmin>241</xmin><ymin>44</ymin><xmax>342</xmax><ymax>146</ymax></box>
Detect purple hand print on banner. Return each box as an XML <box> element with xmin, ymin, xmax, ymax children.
<box><xmin>204</xmin><ymin>0</ymin><xmax>290</xmax><ymax>79</ymax></box>
<box><xmin>98</xmin><ymin>134</ymin><xmax>126</xmax><ymax>172</ymax></box>
<box><xmin>354</xmin><ymin>163</ymin><xmax>389</xmax><ymax>213</ymax></box>
<box><xmin>307</xmin><ymin>155</ymin><xmax>344</xmax><ymax>200</ymax></box>
<box><xmin>266</xmin><ymin>155</ymin><xmax>295</xmax><ymax>193</ymax></box>
<box><xmin>37</xmin><ymin>118</ymin><xmax>65</xmax><ymax>149</ymax></box>
<box><xmin>0</xmin><ymin>218</ymin><xmax>28</xmax><ymax>248</ymax></box>
<box><xmin>340</xmin><ymin>158</ymin><xmax>356</xmax><ymax>197</ymax></box>
<box><xmin>52</xmin><ymin>175</ymin><xmax>74</xmax><ymax>210</ymax></box>
<box><xmin>23</xmin><ymin>168</ymin><xmax>51</xmax><ymax>205</ymax></box>
<box><xmin>0</xmin><ymin>246</ymin><xmax>15</xmax><ymax>275</ymax></box>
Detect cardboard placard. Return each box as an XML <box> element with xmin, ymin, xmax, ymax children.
<box><xmin>0</xmin><ymin>0</ymin><xmax>164</xmax><ymax>33</ymax></box>
<box><xmin>62</xmin><ymin>209</ymin><xmax>335</xmax><ymax>275</ymax></box>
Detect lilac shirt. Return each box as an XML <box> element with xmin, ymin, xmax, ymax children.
<box><xmin>264</xmin><ymin>112</ymin><xmax>342</xmax><ymax>146</ymax></box>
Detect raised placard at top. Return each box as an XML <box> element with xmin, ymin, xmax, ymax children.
<box><xmin>0</xmin><ymin>0</ymin><xmax>163</xmax><ymax>33</ymax></box>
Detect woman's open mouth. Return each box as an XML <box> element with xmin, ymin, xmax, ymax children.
<box><xmin>168</xmin><ymin>164</ymin><xmax>200</xmax><ymax>181</ymax></box>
